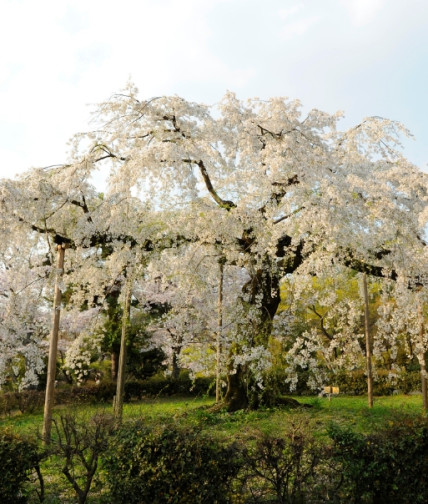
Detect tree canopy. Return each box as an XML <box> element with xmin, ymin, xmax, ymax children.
<box><xmin>1</xmin><ymin>84</ymin><xmax>427</xmax><ymax>409</ymax></box>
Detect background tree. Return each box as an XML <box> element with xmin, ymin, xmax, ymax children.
<box><xmin>140</xmin><ymin>244</ymin><xmax>247</xmax><ymax>384</ymax></box>
<box><xmin>376</xmin><ymin>280</ymin><xmax>428</xmax><ymax>412</ymax></box>
<box><xmin>280</xmin><ymin>267</ymin><xmax>383</xmax><ymax>394</ymax></box>
<box><xmin>0</xmin><ymin>244</ymin><xmax>49</xmax><ymax>391</ymax></box>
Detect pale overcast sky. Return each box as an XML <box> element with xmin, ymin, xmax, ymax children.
<box><xmin>0</xmin><ymin>0</ymin><xmax>427</xmax><ymax>179</ymax></box>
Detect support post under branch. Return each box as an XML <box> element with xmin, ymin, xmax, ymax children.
<box><xmin>42</xmin><ymin>244</ymin><xmax>66</xmax><ymax>443</ymax></box>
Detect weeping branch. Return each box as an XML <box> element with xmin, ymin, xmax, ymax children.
<box><xmin>196</xmin><ymin>160</ymin><xmax>237</xmax><ymax>210</ymax></box>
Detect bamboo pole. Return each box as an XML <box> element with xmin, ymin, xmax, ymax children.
<box><xmin>42</xmin><ymin>244</ymin><xmax>66</xmax><ymax>443</ymax></box>
<box><xmin>114</xmin><ymin>280</ymin><xmax>132</xmax><ymax>422</ymax></box>
<box><xmin>417</xmin><ymin>300</ymin><xmax>428</xmax><ymax>415</ymax></box>
<box><xmin>216</xmin><ymin>260</ymin><xmax>224</xmax><ymax>403</ymax></box>
<box><xmin>363</xmin><ymin>272</ymin><xmax>374</xmax><ymax>408</ymax></box>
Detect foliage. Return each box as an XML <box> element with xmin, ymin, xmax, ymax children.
<box><xmin>1</xmin><ymin>85</ymin><xmax>428</xmax><ymax>408</ymax></box>
<box><xmin>328</xmin><ymin>415</ymin><xmax>428</xmax><ymax>503</ymax></box>
<box><xmin>333</xmin><ymin>369</ymin><xmax>422</xmax><ymax>396</ymax></box>
<box><xmin>126</xmin><ymin>345</ymin><xmax>167</xmax><ymax>381</ymax></box>
<box><xmin>15</xmin><ymin>389</ymin><xmax>46</xmax><ymax>414</ymax></box>
<box><xmin>0</xmin><ymin>389</ymin><xmax>47</xmax><ymax>416</ymax></box>
<box><xmin>104</xmin><ymin>422</ymin><xmax>243</xmax><ymax>504</ymax></box>
<box><xmin>241</xmin><ymin>423</ymin><xmax>332</xmax><ymax>503</ymax></box>
<box><xmin>50</xmin><ymin>412</ymin><xmax>115</xmax><ymax>504</ymax></box>
<box><xmin>1</xmin><ymin>395</ymin><xmax>427</xmax><ymax>502</ymax></box>
<box><xmin>0</xmin><ymin>428</ymin><xmax>45</xmax><ymax>504</ymax></box>
<box><xmin>0</xmin><ymin>259</ymin><xmax>49</xmax><ymax>391</ymax></box>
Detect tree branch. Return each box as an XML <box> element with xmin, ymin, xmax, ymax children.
<box><xmin>259</xmin><ymin>175</ymin><xmax>300</xmax><ymax>216</ymax></box>
<box><xmin>195</xmin><ymin>160</ymin><xmax>237</xmax><ymax>210</ymax></box>
<box><xmin>308</xmin><ymin>305</ymin><xmax>334</xmax><ymax>341</ymax></box>
<box><xmin>69</xmin><ymin>194</ymin><xmax>94</xmax><ymax>223</ymax></box>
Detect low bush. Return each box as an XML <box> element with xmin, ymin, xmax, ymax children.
<box><xmin>0</xmin><ymin>375</ymin><xmax>216</xmax><ymax>416</ymax></box>
<box><xmin>15</xmin><ymin>389</ymin><xmax>45</xmax><ymax>414</ymax></box>
<box><xmin>103</xmin><ymin>422</ymin><xmax>243</xmax><ymax>504</ymax></box>
<box><xmin>124</xmin><ymin>375</ymin><xmax>215</xmax><ymax>400</ymax></box>
<box><xmin>54</xmin><ymin>382</ymin><xmax>116</xmax><ymax>405</ymax></box>
<box><xmin>50</xmin><ymin>412</ymin><xmax>115</xmax><ymax>504</ymax></box>
<box><xmin>0</xmin><ymin>429</ymin><xmax>45</xmax><ymax>504</ymax></box>
<box><xmin>328</xmin><ymin>414</ymin><xmax>428</xmax><ymax>503</ymax></box>
<box><xmin>0</xmin><ymin>391</ymin><xmax>19</xmax><ymax>416</ymax></box>
<box><xmin>398</xmin><ymin>371</ymin><xmax>422</xmax><ymax>394</ymax></box>
<box><xmin>283</xmin><ymin>368</ymin><xmax>423</xmax><ymax>397</ymax></box>
<box><xmin>241</xmin><ymin>423</ymin><xmax>335</xmax><ymax>503</ymax></box>
<box><xmin>332</xmin><ymin>369</ymin><xmax>422</xmax><ymax>396</ymax></box>
<box><xmin>0</xmin><ymin>390</ymin><xmax>45</xmax><ymax>416</ymax></box>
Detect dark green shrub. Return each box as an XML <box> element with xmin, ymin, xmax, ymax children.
<box><xmin>0</xmin><ymin>391</ymin><xmax>19</xmax><ymax>415</ymax></box>
<box><xmin>51</xmin><ymin>412</ymin><xmax>115</xmax><ymax>504</ymax></box>
<box><xmin>191</xmin><ymin>376</ymin><xmax>217</xmax><ymax>396</ymax></box>
<box><xmin>127</xmin><ymin>346</ymin><xmax>167</xmax><ymax>380</ymax></box>
<box><xmin>399</xmin><ymin>371</ymin><xmax>422</xmax><ymax>394</ymax></box>
<box><xmin>124</xmin><ymin>378</ymin><xmax>171</xmax><ymax>400</ymax></box>
<box><xmin>104</xmin><ymin>422</ymin><xmax>243</xmax><ymax>503</ymax></box>
<box><xmin>15</xmin><ymin>389</ymin><xmax>45</xmax><ymax>413</ymax></box>
<box><xmin>54</xmin><ymin>382</ymin><xmax>116</xmax><ymax>405</ymax></box>
<box><xmin>0</xmin><ymin>390</ymin><xmax>44</xmax><ymax>415</ymax></box>
<box><xmin>124</xmin><ymin>375</ymin><xmax>216</xmax><ymax>399</ymax></box>
<box><xmin>328</xmin><ymin>415</ymin><xmax>428</xmax><ymax>503</ymax></box>
<box><xmin>93</xmin><ymin>380</ymin><xmax>117</xmax><ymax>402</ymax></box>
<box><xmin>330</xmin><ymin>369</ymin><xmax>422</xmax><ymax>396</ymax></box>
<box><xmin>242</xmin><ymin>424</ymin><xmax>332</xmax><ymax>503</ymax></box>
<box><xmin>0</xmin><ymin>375</ymin><xmax>215</xmax><ymax>416</ymax></box>
<box><xmin>0</xmin><ymin>429</ymin><xmax>45</xmax><ymax>504</ymax></box>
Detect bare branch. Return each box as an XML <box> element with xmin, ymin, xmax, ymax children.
<box><xmin>195</xmin><ymin>160</ymin><xmax>237</xmax><ymax>210</ymax></box>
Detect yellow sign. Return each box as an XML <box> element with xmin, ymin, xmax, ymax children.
<box><xmin>323</xmin><ymin>386</ymin><xmax>340</xmax><ymax>395</ymax></box>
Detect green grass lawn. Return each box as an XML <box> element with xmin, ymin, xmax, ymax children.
<box><xmin>1</xmin><ymin>393</ymin><xmax>424</xmax><ymax>439</ymax></box>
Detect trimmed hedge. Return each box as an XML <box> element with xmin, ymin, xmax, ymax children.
<box><xmin>0</xmin><ymin>375</ymin><xmax>215</xmax><ymax>415</ymax></box>
<box><xmin>333</xmin><ymin>369</ymin><xmax>421</xmax><ymax>396</ymax></box>
<box><xmin>281</xmin><ymin>368</ymin><xmax>422</xmax><ymax>396</ymax></box>
<box><xmin>103</xmin><ymin>422</ymin><xmax>243</xmax><ymax>504</ymax></box>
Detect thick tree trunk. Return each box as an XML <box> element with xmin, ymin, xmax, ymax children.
<box><xmin>221</xmin><ymin>261</ymin><xmax>282</xmax><ymax>411</ymax></box>
<box><xmin>223</xmin><ymin>365</ymin><xmax>249</xmax><ymax>411</ymax></box>
<box><xmin>171</xmin><ymin>348</ymin><xmax>181</xmax><ymax>381</ymax></box>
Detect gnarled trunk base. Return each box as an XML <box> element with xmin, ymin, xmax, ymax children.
<box><xmin>222</xmin><ymin>365</ymin><xmax>249</xmax><ymax>412</ymax></box>
<box><xmin>212</xmin><ymin>365</ymin><xmax>307</xmax><ymax>412</ymax></box>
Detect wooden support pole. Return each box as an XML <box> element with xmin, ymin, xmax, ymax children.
<box><xmin>42</xmin><ymin>244</ymin><xmax>66</xmax><ymax>443</ymax></box>
<box><xmin>363</xmin><ymin>272</ymin><xmax>374</xmax><ymax>408</ymax></box>
<box><xmin>216</xmin><ymin>260</ymin><xmax>224</xmax><ymax>403</ymax></box>
<box><xmin>114</xmin><ymin>281</ymin><xmax>131</xmax><ymax>422</ymax></box>
<box><xmin>417</xmin><ymin>300</ymin><xmax>428</xmax><ymax>415</ymax></box>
